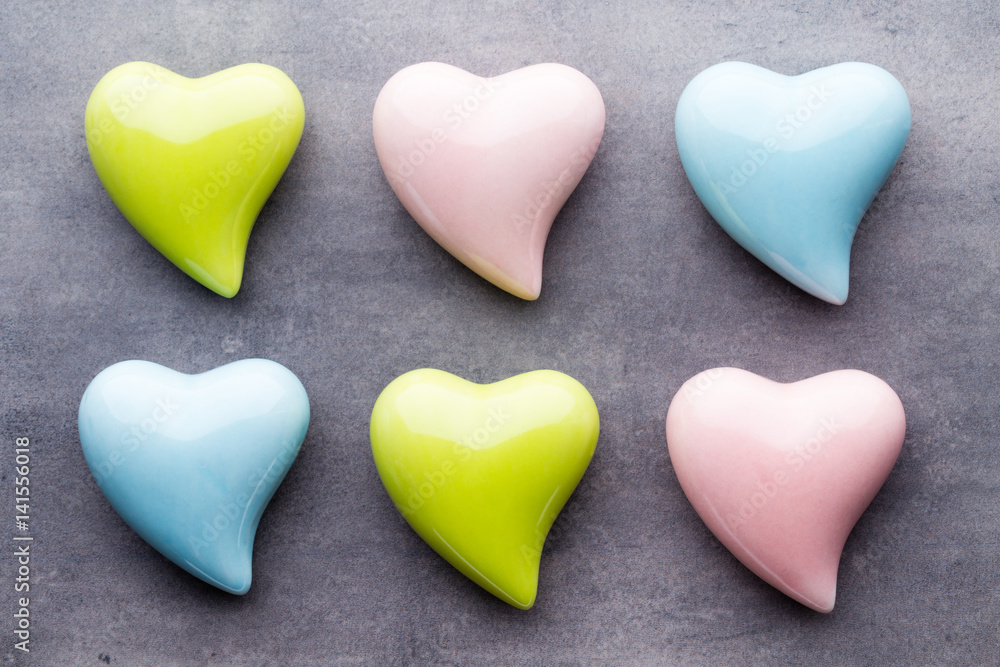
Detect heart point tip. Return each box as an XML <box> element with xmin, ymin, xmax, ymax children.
<box><xmin>511</xmin><ymin>273</ymin><xmax>543</xmax><ymax>301</ymax></box>
<box><xmin>489</xmin><ymin>262</ymin><xmax>542</xmax><ymax>301</ymax></box>
<box><xmin>794</xmin><ymin>582</ymin><xmax>836</xmax><ymax>613</ymax></box>
<box><xmin>826</xmin><ymin>271</ymin><xmax>849</xmax><ymax>306</ymax></box>
<box><xmin>506</xmin><ymin>589</ymin><xmax>537</xmax><ymax>610</ymax></box>
<box><xmin>810</xmin><ymin>282</ymin><xmax>846</xmax><ymax>305</ymax></box>
<box><xmin>205</xmin><ymin>277</ymin><xmax>240</xmax><ymax>298</ymax></box>
<box><xmin>519</xmin><ymin>289</ymin><xmax>540</xmax><ymax>302</ymax></box>
<box><xmin>828</xmin><ymin>284</ymin><xmax>848</xmax><ymax>306</ymax></box>
<box><xmin>810</xmin><ymin>278</ymin><xmax>847</xmax><ymax>305</ymax></box>
<box><xmin>810</xmin><ymin>594</ymin><xmax>835</xmax><ymax>614</ymax></box>
<box><xmin>215</xmin><ymin>569</ymin><xmax>252</xmax><ymax>595</ymax></box>
<box><xmin>487</xmin><ymin>573</ymin><xmax>538</xmax><ymax>610</ymax></box>
<box><xmin>502</xmin><ymin>280</ymin><xmax>540</xmax><ymax>301</ymax></box>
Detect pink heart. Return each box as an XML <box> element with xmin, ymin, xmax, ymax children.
<box><xmin>666</xmin><ymin>368</ymin><xmax>905</xmax><ymax>612</ymax></box>
<box><xmin>372</xmin><ymin>62</ymin><xmax>605</xmax><ymax>300</ymax></box>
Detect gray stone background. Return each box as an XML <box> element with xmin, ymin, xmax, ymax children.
<box><xmin>1</xmin><ymin>1</ymin><xmax>998</xmax><ymax>665</ymax></box>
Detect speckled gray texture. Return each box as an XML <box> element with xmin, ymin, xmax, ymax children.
<box><xmin>1</xmin><ymin>1</ymin><xmax>998</xmax><ymax>665</ymax></box>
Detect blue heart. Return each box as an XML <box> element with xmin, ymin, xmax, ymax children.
<box><xmin>675</xmin><ymin>62</ymin><xmax>911</xmax><ymax>304</ymax></box>
<box><xmin>78</xmin><ymin>359</ymin><xmax>310</xmax><ymax>594</ymax></box>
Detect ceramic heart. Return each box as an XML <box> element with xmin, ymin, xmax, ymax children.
<box><xmin>665</xmin><ymin>368</ymin><xmax>905</xmax><ymax>612</ymax></box>
<box><xmin>675</xmin><ymin>62</ymin><xmax>911</xmax><ymax>304</ymax></box>
<box><xmin>78</xmin><ymin>359</ymin><xmax>310</xmax><ymax>594</ymax></box>
<box><xmin>372</xmin><ymin>62</ymin><xmax>605</xmax><ymax>300</ymax></box>
<box><xmin>370</xmin><ymin>369</ymin><xmax>600</xmax><ymax>608</ymax></box>
<box><xmin>85</xmin><ymin>62</ymin><xmax>305</xmax><ymax>297</ymax></box>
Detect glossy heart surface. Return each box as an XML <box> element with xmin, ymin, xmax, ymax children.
<box><xmin>78</xmin><ymin>359</ymin><xmax>310</xmax><ymax>594</ymax></box>
<box><xmin>370</xmin><ymin>369</ymin><xmax>600</xmax><ymax>608</ymax></box>
<box><xmin>85</xmin><ymin>62</ymin><xmax>305</xmax><ymax>297</ymax></box>
<box><xmin>666</xmin><ymin>367</ymin><xmax>905</xmax><ymax>612</ymax></box>
<box><xmin>373</xmin><ymin>62</ymin><xmax>605</xmax><ymax>300</ymax></box>
<box><xmin>675</xmin><ymin>62</ymin><xmax>911</xmax><ymax>304</ymax></box>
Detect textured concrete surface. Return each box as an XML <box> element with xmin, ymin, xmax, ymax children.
<box><xmin>1</xmin><ymin>1</ymin><xmax>998</xmax><ymax>665</ymax></box>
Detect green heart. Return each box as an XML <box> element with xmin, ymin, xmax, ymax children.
<box><xmin>370</xmin><ymin>369</ymin><xmax>600</xmax><ymax>609</ymax></box>
<box><xmin>85</xmin><ymin>62</ymin><xmax>305</xmax><ymax>297</ymax></box>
